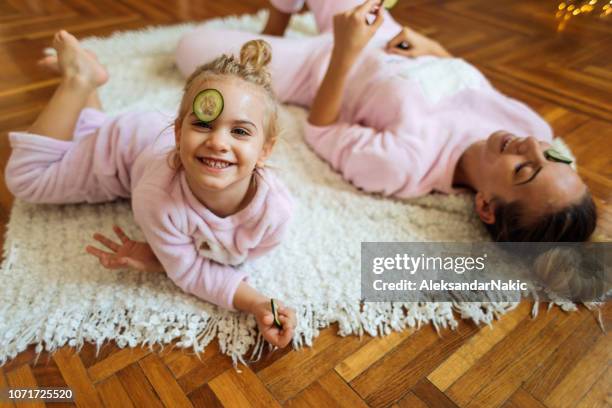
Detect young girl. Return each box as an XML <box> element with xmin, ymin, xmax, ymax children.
<box><xmin>174</xmin><ymin>0</ymin><xmax>596</xmax><ymax>246</ymax></box>
<box><xmin>5</xmin><ymin>30</ymin><xmax>297</xmax><ymax>348</ymax></box>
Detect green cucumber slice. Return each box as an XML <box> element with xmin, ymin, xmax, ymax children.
<box><xmin>544</xmin><ymin>148</ymin><xmax>573</xmax><ymax>165</ymax></box>
<box><xmin>193</xmin><ymin>89</ymin><xmax>224</xmax><ymax>123</ymax></box>
<box><xmin>383</xmin><ymin>0</ymin><xmax>398</xmax><ymax>9</ymax></box>
<box><xmin>270</xmin><ymin>299</ymin><xmax>282</xmax><ymax>329</ymax></box>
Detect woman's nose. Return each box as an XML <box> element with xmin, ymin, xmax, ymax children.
<box><xmin>521</xmin><ymin>136</ymin><xmax>545</xmax><ymax>162</ymax></box>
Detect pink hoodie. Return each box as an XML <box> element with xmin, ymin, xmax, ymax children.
<box><xmin>5</xmin><ymin>108</ymin><xmax>293</xmax><ymax>310</ymax></box>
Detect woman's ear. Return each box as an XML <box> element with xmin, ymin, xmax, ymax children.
<box><xmin>475</xmin><ymin>192</ymin><xmax>496</xmax><ymax>225</ymax></box>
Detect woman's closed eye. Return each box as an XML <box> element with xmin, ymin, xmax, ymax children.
<box><xmin>514</xmin><ymin>162</ymin><xmax>531</xmax><ymax>176</ymax></box>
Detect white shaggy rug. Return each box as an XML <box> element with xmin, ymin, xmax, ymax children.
<box><xmin>0</xmin><ymin>11</ymin><xmax>577</xmax><ymax>365</ymax></box>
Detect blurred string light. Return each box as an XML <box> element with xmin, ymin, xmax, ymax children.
<box><xmin>556</xmin><ymin>0</ymin><xmax>611</xmax><ymax>31</ymax></box>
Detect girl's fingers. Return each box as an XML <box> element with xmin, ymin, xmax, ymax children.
<box><xmin>278</xmin><ymin>315</ymin><xmax>295</xmax><ymax>330</ymax></box>
<box><xmin>86</xmin><ymin>245</ymin><xmax>113</xmax><ymax>259</ymax></box>
<box><xmin>93</xmin><ymin>233</ymin><xmax>120</xmax><ymax>252</ymax></box>
<box><xmin>113</xmin><ymin>225</ymin><xmax>131</xmax><ymax>244</ymax></box>
<box><xmin>262</xmin><ymin>313</ymin><xmax>274</xmax><ymax>326</ymax></box>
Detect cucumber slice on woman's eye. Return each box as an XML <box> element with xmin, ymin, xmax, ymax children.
<box><xmin>383</xmin><ymin>0</ymin><xmax>398</xmax><ymax>9</ymax></box>
<box><xmin>270</xmin><ymin>299</ymin><xmax>282</xmax><ymax>329</ymax></box>
<box><xmin>544</xmin><ymin>148</ymin><xmax>573</xmax><ymax>164</ymax></box>
<box><xmin>193</xmin><ymin>89</ymin><xmax>224</xmax><ymax>123</ymax></box>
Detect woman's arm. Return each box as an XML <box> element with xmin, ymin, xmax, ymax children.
<box><xmin>262</xmin><ymin>6</ymin><xmax>292</xmax><ymax>36</ymax></box>
<box><xmin>308</xmin><ymin>49</ymin><xmax>357</xmax><ymax>126</ymax></box>
<box><xmin>308</xmin><ymin>0</ymin><xmax>384</xmax><ymax>126</ymax></box>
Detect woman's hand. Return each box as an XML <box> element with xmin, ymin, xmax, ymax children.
<box><xmin>332</xmin><ymin>0</ymin><xmax>384</xmax><ymax>59</ymax></box>
<box><xmin>252</xmin><ymin>298</ymin><xmax>297</xmax><ymax>348</ymax></box>
<box><xmin>86</xmin><ymin>225</ymin><xmax>164</xmax><ymax>273</ymax></box>
<box><xmin>385</xmin><ymin>26</ymin><xmax>451</xmax><ymax>58</ymax></box>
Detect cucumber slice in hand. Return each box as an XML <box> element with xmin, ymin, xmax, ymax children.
<box><xmin>544</xmin><ymin>148</ymin><xmax>573</xmax><ymax>164</ymax></box>
<box><xmin>270</xmin><ymin>299</ymin><xmax>283</xmax><ymax>329</ymax></box>
<box><xmin>383</xmin><ymin>0</ymin><xmax>398</xmax><ymax>9</ymax></box>
<box><xmin>193</xmin><ymin>89</ymin><xmax>224</xmax><ymax>123</ymax></box>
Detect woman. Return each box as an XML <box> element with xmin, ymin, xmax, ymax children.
<box><xmin>175</xmin><ymin>0</ymin><xmax>596</xmax><ymax>243</ymax></box>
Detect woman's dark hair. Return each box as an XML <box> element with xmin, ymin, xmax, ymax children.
<box><xmin>484</xmin><ymin>191</ymin><xmax>597</xmax><ymax>242</ymax></box>
<box><xmin>484</xmin><ymin>191</ymin><xmax>607</xmax><ymax>301</ymax></box>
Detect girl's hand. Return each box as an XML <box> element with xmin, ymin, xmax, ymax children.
<box><xmin>252</xmin><ymin>298</ymin><xmax>296</xmax><ymax>348</ymax></box>
<box><xmin>85</xmin><ymin>225</ymin><xmax>164</xmax><ymax>273</ymax></box>
<box><xmin>385</xmin><ymin>26</ymin><xmax>451</xmax><ymax>58</ymax></box>
<box><xmin>332</xmin><ymin>0</ymin><xmax>384</xmax><ymax>59</ymax></box>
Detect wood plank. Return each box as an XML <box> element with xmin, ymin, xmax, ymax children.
<box><xmin>0</xmin><ymin>367</ymin><xmax>15</xmax><ymax>408</ymax></box>
<box><xmin>96</xmin><ymin>375</ymin><xmax>134</xmax><ymax>408</ymax></box>
<box><xmin>576</xmin><ymin>366</ymin><xmax>612</xmax><ymax>408</ymax></box>
<box><xmin>4</xmin><ymin>365</ymin><xmax>45</xmax><ymax>408</ymax></box>
<box><xmin>176</xmin><ymin>351</ymin><xmax>233</xmax><ymax>395</ymax></box>
<box><xmin>394</xmin><ymin>392</ymin><xmax>428</xmax><ymax>408</ymax></box>
<box><xmin>428</xmin><ymin>301</ymin><xmax>530</xmax><ymax>391</ymax></box>
<box><xmin>351</xmin><ymin>322</ymin><xmax>478</xmax><ymax>407</ymax></box>
<box><xmin>286</xmin><ymin>370</ymin><xmax>368</xmax><ymax>408</ymax></box>
<box><xmin>188</xmin><ymin>384</ymin><xmax>224</xmax><ymax>408</ymax></box>
<box><xmin>335</xmin><ymin>327</ymin><xmax>415</xmax><ymax>382</ymax></box>
<box><xmin>206</xmin><ymin>370</ymin><xmax>252</xmax><ymax>407</ymax></box>
<box><xmin>412</xmin><ymin>378</ymin><xmax>459</xmax><ymax>408</ymax></box>
<box><xmin>209</xmin><ymin>366</ymin><xmax>280</xmax><ymax>407</ymax></box>
<box><xmin>52</xmin><ymin>348</ymin><xmax>103</xmax><ymax>408</ymax></box>
<box><xmin>444</xmin><ymin>307</ymin><xmax>561</xmax><ymax>407</ymax></box>
<box><xmin>165</xmin><ymin>350</ymin><xmax>205</xmax><ymax>378</ymax></box>
<box><xmin>501</xmin><ymin>388</ymin><xmax>547</xmax><ymax>408</ymax></box>
<box><xmin>544</xmin><ymin>334</ymin><xmax>612</xmax><ymax>408</ymax></box>
<box><xmin>522</xmin><ymin>314</ymin><xmax>603</xmax><ymax>400</ymax></box>
<box><xmin>116</xmin><ymin>362</ymin><xmax>164</xmax><ymax>408</ymax></box>
<box><xmin>31</xmin><ymin>357</ymin><xmax>69</xmax><ymax>389</ymax></box>
<box><xmin>349</xmin><ymin>326</ymin><xmax>439</xmax><ymax>404</ymax></box>
<box><xmin>138</xmin><ymin>354</ymin><xmax>193</xmax><ymax>408</ymax></box>
<box><xmin>87</xmin><ymin>346</ymin><xmax>150</xmax><ymax>383</ymax></box>
<box><xmin>258</xmin><ymin>325</ymin><xmax>371</xmax><ymax>403</ymax></box>
<box><xmin>460</xmin><ymin>308</ymin><xmax>586</xmax><ymax>408</ymax></box>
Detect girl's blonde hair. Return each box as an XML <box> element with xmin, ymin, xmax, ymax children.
<box><xmin>170</xmin><ymin>39</ymin><xmax>278</xmax><ymax>170</ymax></box>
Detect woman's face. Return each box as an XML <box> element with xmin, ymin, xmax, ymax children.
<box><xmin>175</xmin><ymin>77</ymin><xmax>272</xmax><ymax>192</ymax></box>
<box><xmin>474</xmin><ymin>131</ymin><xmax>587</xmax><ymax>223</ymax></box>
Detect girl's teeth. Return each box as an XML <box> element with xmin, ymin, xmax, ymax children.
<box><xmin>202</xmin><ymin>158</ymin><xmax>230</xmax><ymax>168</ymax></box>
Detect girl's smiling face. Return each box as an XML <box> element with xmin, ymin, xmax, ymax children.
<box><xmin>175</xmin><ymin>76</ymin><xmax>273</xmax><ymax>192</ymax></box>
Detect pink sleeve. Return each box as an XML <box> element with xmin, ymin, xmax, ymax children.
<box><xmin>248</xmin><ymin>212</ymin><xmax>291</xmax><ymax>258</ymax></box>
<box><xmin>269</xmin><ymin>0</ymin><xmax>305</xmax><ymax>13</ymax></box>
<box><xmin>303</xmin><ymin>120</ymin><xmax>425</xmax><ymax>197</ymax></box>
<box><xmin>132</xmin><ymin>187</ymin><xmax>247</xmax><ymax>311</ymax></box>
<box><xmin>5</xmin><ymin>108</ymin><xmax>142</xmax><ymax>204</ymax></box>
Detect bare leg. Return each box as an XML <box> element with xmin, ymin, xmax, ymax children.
<box><xmin>30</xmin><ymin>30</ymin><xmax>108</xmax><ymax>141</ymax></box>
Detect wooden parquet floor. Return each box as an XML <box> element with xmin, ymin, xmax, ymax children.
<box><xmin>1</xmin><ymin>1</ymin><xmax>611</xmax><ymax>407</ymax></box>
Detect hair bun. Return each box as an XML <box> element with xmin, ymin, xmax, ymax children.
<box><xmin>532</xmin><ymin>247</ymin><xmax>609</xmax><ymax>301</ymax></box>
<box><xmin>239</xmin><ymin>39</ymin><xmax>272</xmax><ymax>71</ymax></box>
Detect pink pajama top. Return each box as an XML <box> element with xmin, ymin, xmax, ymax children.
<box><xmin>5</xmin><ymin>109</ymin><xmax>294</xmax><ymax>311</ymax></box>
<box><xmin>265</xmin><ymin>0</ymin><xmax>554</xmax><ymax>196</ymax></box>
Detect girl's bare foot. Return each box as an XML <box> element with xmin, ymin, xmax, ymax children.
<box><xmin>38</xmin><ymin>49</ymin><xmax>99</xmax><ymax>73</ymax></box>
<box><xmin>51</xmin><ymin>30</ymin><xmax>108</xmax><ymax>88</ymax></box>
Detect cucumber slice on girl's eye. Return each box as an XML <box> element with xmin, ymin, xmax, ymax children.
<box><xmin>544</xmin><ymin>148</ymin><xmax>573</xmax><ymax>164</ymax></box>
<box><xmin>193</xmin><ymin>89</ymin><xmax>224</xmax><ymax>123</ymax></box>
<box><xmin>270</xmin><ymin>299</ymin><xmax>283</xmax><ymax>329</ymax></box>
<box><xmin>383</xmin><ymin>0</ymin><xmax>398</xmax><ymax>9</ymax></box>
